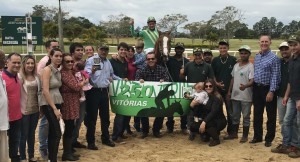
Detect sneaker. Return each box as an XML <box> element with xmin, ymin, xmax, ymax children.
<box><xmin>153</xmin><ymin>132</ymin><xmax>162</xmax><ymax>138</ymax></box>
<box><xmin>288</xmin><ymin>147</ymin><xmax>300</xmax><ymax>158</ymax></box>
<box><xmin>287</xmin><ymin>146</ymin><xmax>298</xmax><ymax>154</ymax></box>
<box><xmin>271</xmin><ymin>144</ymin><xmax>289</xmax><ymax>154</ymax></box>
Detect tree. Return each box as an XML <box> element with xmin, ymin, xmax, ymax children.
<box><xmin>81</xmin><ymin>26</ymin><xmax>107</xmax><ymax>45</ymax></box>
<box><xmin>157</xmin><ymin>14</ymin><xmax>188</xmax><ymax>40</ymax></box>
<box><xmin>43</xmin><ymin>22</ymin><xmax>58</xmax><ymax>39</ymax></box>
<box><xmin>209</xmin><ymin>6</ymin><xmax>244</xmax><ymax>41</ymax></box>
<box><xmin>100</xmin><ymin>14</ymin><xmax>131</xmax><ymax>44</ymax></box>
<box><xmin>183</xmin><ymin>21</ymin><xmax>208</xmax><ymax>44</ymax></box>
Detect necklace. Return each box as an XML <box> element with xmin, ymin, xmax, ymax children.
<box><xmin>220</xmin><ymin>56</ymin><xmax>228</xmax><ymax>64</ymax></box>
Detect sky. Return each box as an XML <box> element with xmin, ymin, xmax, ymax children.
<box><xmin>1</xmin><ymin>0</ymin><xmax>300</xmax><ymax>31</ymax></box>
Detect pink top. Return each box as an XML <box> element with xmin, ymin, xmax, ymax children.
<box><xmin>37</xmin><ymin>55</ymin><xmax>49</xmax><ymax>75</ymax></box>
<box><xmin>2</xmin><ymin>70</ymin><xmax>22</xmax><ymax>121</ymax></box>
<box><xmin>126</xmin><ymin>57</ymin><xmax>137</xmax><ymax>80</ymax></box>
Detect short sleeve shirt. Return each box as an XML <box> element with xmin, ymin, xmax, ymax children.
<box><xmin>184</xmin><ymin>61</ymin><xmax>214</xmax><ymax>83</ymax></box>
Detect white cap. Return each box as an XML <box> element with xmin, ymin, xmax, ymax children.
<box><xmin>278</xmin><ymin>42</ymin><xmax>289</xmax><ymax>49</ymax></box>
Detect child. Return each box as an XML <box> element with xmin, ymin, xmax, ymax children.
<box><xmin>133</xmin><ymin>40</ymin><xmax>146</xmax><ymax>69</ymax></box>
<box><xmin>74</xmin><ymin>62</ymin><xmax>92</xmax><ymax>102</ymax></box>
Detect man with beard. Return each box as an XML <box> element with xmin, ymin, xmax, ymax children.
<box><xmin>165</xmin><ymin>42</ymin><xmax>190</xmax><ymax>134</ymax></box>
<box><xmin>203</xmin><ymin>49</ymin><xmax>213</xmax><ymax>64</ymax></box>
<box><xmin>227</xmin><ymin>45</ymin><xmax>254</xmax><ymax>143</ymax></box>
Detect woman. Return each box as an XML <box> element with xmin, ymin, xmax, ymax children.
<box><xmin>198</xmin><ymin>79</ymin><xmax>227</xmax><ymax>147</ymax></box>
<box><xmin>39</xmin><ymin>48</ymin><xmax>63</xmax><ymax>162</ymax></box>
<box><xmin>60</xmin><ymin>53</ymin><xmax>85</xmax><ymax>161</ymax></box>
<box><xmin>18</xmin><ymin>55</ymin><xmax>40</xmax><ymax>162</ymax></box>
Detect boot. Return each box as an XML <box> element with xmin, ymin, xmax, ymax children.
<box><xmin>206</xmin><ymin>127</ymin><xmax>220</xmax><ymax>147</ymax></box>
<box><xmin>11</xmin><ymin>156</ymin><xmax>21</xmax><ymax>162</ymax></box>
<box><xmin>240</xmin><ymin>126</ymin><xmax>249</xmax><ymax>143</ymax></box>
<box><xmin>223</xmin><ymin>124</ymin><xmax>238</xmax><ymax>140</ymax></box>
<box><xmin>62</xmin><ymin>138</ymin><xmax>79</xmax><ymax>161</ymax></box>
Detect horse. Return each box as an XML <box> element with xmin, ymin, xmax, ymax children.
<box><xmin>154</xmin><ymin>31</ymin><xmax>171</xmax><ymax>65</ymax></box>
<box><xmin>136</xmin><ymin>100</ymin><xmax>183</xmax><ymax>117</ymax></box>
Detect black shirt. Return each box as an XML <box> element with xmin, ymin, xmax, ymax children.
<box><xmin>288</xmin><ymin>54</ymin><xmax>300</xmax><ymax>100</ymax></box>
<box><xmin>166</xmin><ymin>56</ymin><xmax>189</xmax><ymax>82</ymax></box>
<box><xmin>277</xmin><ymin>58</ymin><xmax>289</xmax><ymax>97</ymax></box>
<box><xmin>109</xmin><ymin>58</ymin><xmax>128</xmax><ymax>78</ymax></box>
<box><xmin>184</xmin><ymin>61</ymin><xmax>214</xmax><ymax>83</ymax></box>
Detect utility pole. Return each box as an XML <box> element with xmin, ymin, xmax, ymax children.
<box><xmin>26</xmin><ymin>15</ymin><xmax>33</xmax><ymax>55</ymax></box>
<box><xmin>58</xmin><ymin>0</ymin><xmax>64</xmax><ymax>52</ymax></box>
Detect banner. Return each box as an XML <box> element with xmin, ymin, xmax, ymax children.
<box><xmin>109</xmin><ymin>80</ymin><xmax>195</xmax><ymax>117</ymax></box>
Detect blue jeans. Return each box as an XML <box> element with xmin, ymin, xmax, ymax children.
<box><xmin>38</xmin><ymin>115</ymin><xmax>49</xmax><ymax>153</ymax></box>
<box><xmin>19</xmin><ymin>112</ymin><xmax>39</xmax><ymax>160</ymax></box>
<box><xmin>282</xmin><ymin>98</ymin><xmax>300</xmax><ymax>147</ymax></box>
<box><xmin>72</xmin><ymin>101</ymin><xmax>86</xmax><ymax>144</ymax></box>
<box><xmin>112</xmin><ymin>114</ymin><xmax>125</xmax><ymax>140</ymax></box>
<box><xmin>8</xmin><ymin>119</ymin><xmax>22</xmax><ymax>159</ymax></box>
<box><xmin>277</xmin><ymin>97</ymin><xmax>286</xmax><ymax>126</ymax></box>
<box><xmin>231</xmin><ymin>100</ymin><xmax>251</xmax><ymax>127</ymax></box>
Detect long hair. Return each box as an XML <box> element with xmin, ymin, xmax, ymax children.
<box><xmin>19</xmin><ymin>55</ymin><xmax>37</xmax><ymax>80</ymax></box>
<box><xmin>46</xmin><ymin>48</ymin><xmax>62</xmax><ymax>66</ymax></box>
<box><xmin>205</xmin><ymin>78</ymin><xmax>223</xmax><ymax>103</ymax></box>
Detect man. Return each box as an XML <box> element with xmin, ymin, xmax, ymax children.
<box><xmin>37</xmin><ymin>39</ymin><xmax>59</xmax><ymax>160</ymax></box>
<box><xmin>110</xmin><ymin>42</ymin><xmax>129</xmax><ymax>143</ymax></box>
<box><xmin>250</xmin><ymin>35</ymin><xmax>280</xmax><ymax>147</ymax></box>
<box><xmin>69</xmin><ymin>43</ymin><xmax>87</xmax><ymax>149</ymax></box>
<box><xmin>227</xmin><ymin>45</ymin><xmax>254</xmax><ymax>143</ymax></box>
<box><xmin>0</xmin><ymin>50</ymin><xmax>9</xmax><ymax>162</ymax></box>
<box><xmin>135</xmin><ymin>52</ymin><xmax>169</xmax><ymax>138</ymax></box>
<box><xmin>2</xmin><ymin>53</ymin><xmax>22</xmax><ymax>162</ymax></box>
<box><xmin>272</xmin><ymin>36</ymin><xmax>300</xmax><ymax>158</ymax></box>
<box><xmin>130</xmin><ymin>17</ymin><xmax>159</xmax><ymax>53</ymax></box>
<box><xmin>85</xmin><ymin>45</ymin><xmax>95</xmax><ymax>58</ymax></box>
<box><xmin>84</xmin><ymin>44</ymin><xmax>119</xmax><ymax>150</ymax></box>
<box><xmin>203</xmin><ymin>49</ymin><xmax>213</xmax><ymax>64</ymax></box>
<box><xmin>211</xmin><ymin>40</ymin><xmax>237</xmax><ymax>139</ymax></box>
<box><xmin>180</xmin><ymin>48</ymin><xmax>215</xmax><ymax>140</ymax></box>
<box><xmin>166</xmin><ymin>42</ymin><xmax>189</xmax><ymax>134</ymax></box>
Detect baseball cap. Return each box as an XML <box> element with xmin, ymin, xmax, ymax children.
<box><xmin>219</xmin><ymin>39</ymin><xmax>229</xmax><ymax>46</ymax></box>
<box><xmin>238</xmin><ymin>45</ymin><xmax>251</xmax><ymax>53</ymax></box>
<box><xmin>203</xmin><ymin>49</ymin><xmax>212</xmax><ymax>55</ymax></box>
<box><xmin>193</xmin><ymin>48</ymin><xmax>203</xmax><ymax>55</ymax></box>
<box><xmin>278</xmin><ymin>42</ymin><xmax>289</xmax><ymax>49</ymax></box>
<box><xmin>175</xmin><ymin>42</ymin><xmax>185</xmax><ymax>49</ymax></box>
<box><xmin>147</xmin><ymin>16</ymin><xmax>156</xmax><ymax>23</ymax></box>
<box><xmin>288</xmin><ymin>35</ymin><xmax>300</xmax><ymax>43</ymax></box>
<box><xmin>98</xmin><ymin>43</ymin><xmax>109</xmax><ymax>50</ymax></box>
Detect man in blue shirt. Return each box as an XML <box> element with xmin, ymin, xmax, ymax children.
<box><xmin>84</xmin><ymin>44</ymin><xmax>120</xmax><ymax>150</ymax></box>
<box><xmin>250</xmin><ymin>35</ymin><xmax>281</xmax><ymax>147</ymax></box>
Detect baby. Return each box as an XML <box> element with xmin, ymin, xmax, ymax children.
<box><xmin>74</xmin><ymin>62</ymin><xmax>93</xmax><ymax>102</ymax></box>
<box><xmin>186</xmin><ymin>82</ymin><xmax>209</xmax><ymax>123</ymax></box>
<box><xmin>134</xmin><ymin>41</ymin><xmax>146</xmax><ymax>69</ymax></box>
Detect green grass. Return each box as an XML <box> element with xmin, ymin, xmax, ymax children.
<box><xmin>1</xmin><ymin>38</ymin><xmax>284</xmax><ymax>60</ymax></box>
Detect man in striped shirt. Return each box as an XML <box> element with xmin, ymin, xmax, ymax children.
<box><xmin>250</xmin><ymin>35</ymin><xmax>281</xmax><ymax>147</ymax></box>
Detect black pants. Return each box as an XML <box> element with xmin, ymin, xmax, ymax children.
<box><xmin>253</xmin><ymin>84</ymin><xmax>277</xmax><ymax>142</ymax></box>
<box><xmin>166</xmin><ymin>115</ymin><xmax>187</xmax><ymax>131</ymax></box>
<box><xmin>41</xmin><ymin>105</ymin><xmax>62</xmax><ymax>162</ymax></box>
<box><xmin>85</xmin><ymin>88</ymin><xmax>110</xmax><ymax>144</ymax></box>
<box><xmin>8</xmin><ymin>118</ymin><xmax>21</xmax><ymax>159</ymax></box>
<box><xmin>205</xmin><ymin>117</ymin><xmax>227</xmax><ymax>140</ymax></box>
<box><xmin>141</xmin><ymin>117</ymin><xmax>164</xmax><ymax>134</ymax></box>
<box><xmin>63</xmin><ymin>120</ymin><xmax>75</xmax><ymax>139</ymax></box>
<box><xmin>221</xmin><ymin>92</ymin><xmax>233</xmax><ymax>134</ymax></box>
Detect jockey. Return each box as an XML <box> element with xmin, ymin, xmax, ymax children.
<box><xmin>129</xmin><ymin>16</ymin><xmax>159</xmax><ymax>54</ymax></box>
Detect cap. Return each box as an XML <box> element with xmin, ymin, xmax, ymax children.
<box><xmin>278</xmin><ymin>42</ymin><xmax>289</xmax><ymax>49</ymax></box>
<box><xmin>147</xmin><ymin>16</ymin><xmax>156</xmax><ymax>23</ymax></box>
<box><xmin>219</xmin><ymin>39</ymin><xmax>229</xmax><ymax>46</ymax></box>
<box><xmin>203</xmin><ymin>49</ymin><xmax>212</xmax><ymax>55</ymax></box>
<box><xmin>193</xmin><ymin>48</ymin><xmax>203</xmax><ymax>55</ymax></box>
<box><xmin>175</xmin><ymin>42</ymin><xmax>185</xmax><ymax>49</ymax></box>
<box><xmin>98</xmin><ymin>43</ymin><xmax>109</xmax><ymax>50</ymax></box>
<box><xmin>238</xmin><ymin>45</ymin><xmax>251</xmax><ymax>53</ymax></box>
<box><xmin>288</xmin><ymin>35</ymin><xmax>300</xmax><ymax>43</ymax></box>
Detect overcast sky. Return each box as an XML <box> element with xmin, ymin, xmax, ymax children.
<box><xmin>1</xmin><ymin>0</ymin><xmax>300</xmax><ymax>30</ymax></box>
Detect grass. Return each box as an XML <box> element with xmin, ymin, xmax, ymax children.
<box><xmin>1</xmin><ymin>38</ymin><xmax>284</xmax><ymax>60</ymax></box>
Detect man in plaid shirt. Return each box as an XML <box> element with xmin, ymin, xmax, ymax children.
<box><xmin>250</xmin><ymin>35</ymin><xmax>281</xmax><ymax>147</ymax></box>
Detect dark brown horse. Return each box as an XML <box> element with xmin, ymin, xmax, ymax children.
<box><xmin>154</xmin><ymin>31</ymin><xmax>171</xmax><ymax>65</ymax></box>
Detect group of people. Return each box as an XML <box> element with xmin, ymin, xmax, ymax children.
<box><xmin>0</xmin><ymin>16</ymin><xmax>299</xmax><ymax>162</ymax></box>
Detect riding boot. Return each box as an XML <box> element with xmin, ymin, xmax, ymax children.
<box><xmin>62</xmin><ymin>138</ymin><xmax>79</xmax><ymax>161</ymax></box>
<box><xmin>206</xmin><ymin>127</ymin><xmax>220</xmax><ymax>147</ymax></box>
<box><xmin>240</xmin><ymin>126</ymin><xmax>249</xmax><ymax>143</ymax></box>
<box><xmin>223</xmin><ymin>124</ymin><xmax>238</xmax><ymax>140</ymax></box>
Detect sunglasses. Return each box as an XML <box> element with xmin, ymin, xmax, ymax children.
<box><xmin>205</xmin><ymin>85</ymin><xmax>213</xmax><ymax>88</ymax></box>
<box><xmin>65</xmin><ymin>60</ymin><xmax>74</xmax><ymax>64</ymax></box>
<box><xmin>147</xmin><ymin>58</ymin><xmax>156</xmax><ymax>61</ymax></box>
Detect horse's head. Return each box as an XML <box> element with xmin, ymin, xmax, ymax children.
<box><xmin>155</xmin><ymin>31</ymin><xmax>171</xmax><ymax>63</ymax></box>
